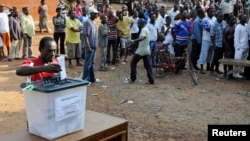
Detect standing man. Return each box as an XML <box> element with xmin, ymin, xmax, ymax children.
<box><xmin>191</xmin><ymin>8</ymin><xmax>205</xmax><ymax>70</ymax></box>
<box><xmin>130</xmin><ymin>9</ymin><xmax>139</xmax><ymax>54</ymax></box>
<box><xmin>147</xmin><ymin>13</ymin><xmax>158</xmax><ymax>66</ymax></box>
<box><xmin>66</xmin><ymin>10</ymin><xmax>83</xmax><ymax>68</ymax></box>
<box><xmin>79</xmin><ymin>6</ymin><xmax>89</xmax><ymax>61</ymax></box>
<box><xmin>106</xmin><ymin>9</ymin><xmax>118</xmax><ymax>65</ymax></box>
<box><xmin>198</xmin><ymin>7</ymin><xmax>216</xmax><ymax>74</ymax></box>
<box><xmin>21</xmin><ymin>7</ymin><xmax>35</xmax><ymax>59</ymax></box>
<box><xmin>210</xmin><ymin>12</ymin><xmax>226</xmax><ymax>77</ymax></box>
<box><xmin>8</xmin><ymin>7</ymin><xmax>22</xmax><ymax>60</ymax></box>
<box><xmin>82</xmin><ymin>7</ymin><xmax>99</xmax><ymax>83</ymax></box>
<box><xmin>173</xmin><ymin>12</ymin><xmax>189</xmax><ymax>70</ymax></box>
<box><xmin>117</xmin><ymin>11</ymin><xmax>134</xmax><ymax>63</ymax></box>
<box><xmin>0</xmin><ymin>5</ymin><xmax>11</xmax><ymax>57</ymax></box>
<box><xmin>234</xmin><ymin>14</ymin><xmax>249</xmax><ymax>78</ymax></box>
<box><xmin>98</xmin><ymin>15</ymin><xmax>109</xmax><ymax>71</ymax></box>
<box><xmin>125</xmin><ymin>18</ymin><xmax>154</xmax><ymax>85</ymax></box>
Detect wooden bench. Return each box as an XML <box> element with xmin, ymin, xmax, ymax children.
<box><xmin>219</xmin><ymin>58</ymin><xmax>250</xmax><ymax>78</ymax></box>
<box><xmin>0</xmin><ymin>110</ymin><xmax>128</xmax><ymax>141</ymax></box>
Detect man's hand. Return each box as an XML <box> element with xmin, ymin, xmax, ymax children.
<box><xmin>23</xmin><ymin>33</ymin><xmax>27</xmax><ymax>38</ymax></box>
<box><xmin>44</xmin><ymin>64</ymin><xmax>61</xmax><ymax>73</ymax></box>
<box><xmin>86</xmin><ymin>46</ymin><xmax>92</xmax><ymax>53</ymax></box>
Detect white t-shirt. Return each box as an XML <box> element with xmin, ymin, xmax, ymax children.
<box><xmin>234</xmin><ymin>23</ymin><xmax>249</xmax><ymax>50</ymax></box>
<box><xmin>130</xmin><ymin>16</ymin><xmax>139</xmax><ymax>34</ymax></box>
<box><xmin>135</xmin><ymin>26</ymin><xmax>150</xmax><ymax>56</ymax></box>
<box><xmin>162</xmin><ymin>25</ymin><xmax>173</xmax><ymax>44</ymax></box>
<box><xmin>202</xmin><ymin>16</ymin><xmax>216</xmax><ymax>41</ymax></box>
<box><xmin>167</xmin><ymin>10</ymin><xmax>179</xmax><ymax>26</ymax></box>
<box><xmin>146</xmin><ymin>22</ymin><xmax>158</xmax><ymax>41</ymax></box>
<box><xmin>0</xmin><ymin>12</ymin><xmax>10</xmax><ymax>33</ymax></box>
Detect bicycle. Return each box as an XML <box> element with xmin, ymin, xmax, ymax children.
<box><xmin>151</xmin><ymin>43</ymin><xmax>198</xmax><ymax>85</ymax></box>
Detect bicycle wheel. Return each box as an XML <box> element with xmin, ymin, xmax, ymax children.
<box><xmin>188</xmin><ymin>58</ymin><xmax>198</xmax><ymax>85</ymax></box>
<box><xmin>153</xmin><ymin>52</ymin><xmax>168</xmax><ymax>78</ymax></box>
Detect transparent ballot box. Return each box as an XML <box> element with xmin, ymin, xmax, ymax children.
<box><xmin>22</xmin><ymin>76</ymin><xmax>89</xmax><ymax>140</ymax></box>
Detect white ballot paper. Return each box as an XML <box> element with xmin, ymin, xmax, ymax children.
<box><xmin>57</xmin><ymin>56</ymin><xmax>67</xmax><ymax>80</ymax></box>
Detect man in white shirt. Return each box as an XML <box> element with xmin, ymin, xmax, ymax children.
<box><xmin>130</xmin><ymin>10</ymin><xmax>139</xmax><ymax>54</ymax></box>
<box><xmin>168</xmin><ymin>4</ymin><xmax>179</xmax><ymax>26</ymax></box>
<box><xmin>198</xmin><ymin>7</ymin><xmax>216</xmax><ymax>74</ymax></box>
<box><xmin>221</xmin><ymin>0</ymin><xmax>236</xmax><ymax>21</ymax></box>
<box><xmin>146</xmin><ymin>13</ymin><xmax>158</xmax><ymax>66</ymax></box>
<box><xmin>234</xmin><ymin>14</ymin><xmax>249</xmax><ymax>78</ymax></box>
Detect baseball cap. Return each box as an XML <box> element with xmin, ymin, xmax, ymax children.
<box><xmin>89</xmin><ymin>7</ymin><xmax>99</xmax><ymax>14</ymax></box>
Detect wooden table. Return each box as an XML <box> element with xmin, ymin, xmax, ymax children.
<box><xmin>219</xmin><ymin>58</ymin><xmax>250</xmax><ymax>78</ymax></box>
<box><xmin>0</xmin><ymin>110</ymin><xmax>128</xmax><ymax>141</ymax></box>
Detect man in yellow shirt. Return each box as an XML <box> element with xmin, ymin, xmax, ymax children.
<box><xmin>116</xmin><ymin>11</ymin><xmax>134</xmax><ymax>63</ymax></box>
<box><xmin>66</xmin><ymin>10</ymin><xmax>83</xmax><ymax>68</ymax></box>
<box><xmin>20</xmin><ymin>7</ymin><xmax>35</xmax><ymax>59</ymax></box>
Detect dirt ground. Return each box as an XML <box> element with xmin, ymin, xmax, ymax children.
<box><xmin>1</xmin><ymin>4</ymin><xmax>250</xmax><ymax>141</ymax></box>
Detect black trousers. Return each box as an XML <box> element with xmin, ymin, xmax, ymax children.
<box><xmin>174</xmin><ymin>43</ymin><xmax>186</xmax><ymax>69</ymax></box>
<box><xmin>224</xmin><ymin>46</ymin><xmax>235</xmax><ymax>78</ymax></box>
<box><xmin>130</xmin><ymin>33</ymin><xmax>139</xmax><ymax>53</ymax></box>
<box><xmin>107</xmin><ymin>39</ymin><xmax>117</xmax><ymax>64</ymax></box>
<box><xmin>191</xmin><ymin>39</ymin><xmax>201</xmax><ymax>68</ymax></box>
<box><xmin>53</xmin><ymin>32</ymin><xmax>66</xmax><ymax>54</ymax></box>
<box><xmin>211</xmin><ymin>47</ymin><xmax>224</xmax><ymax>71</ymax></box>
<box><xmin>130</xmin><ymin>54</ymin><xmax>154</xmax><ymax>84</ymax></box>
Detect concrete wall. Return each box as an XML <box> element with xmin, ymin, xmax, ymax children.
<box><xmin>3</xmin><ymin>0</ymin><xmax>59</xmax><ymax>21</ymax></box>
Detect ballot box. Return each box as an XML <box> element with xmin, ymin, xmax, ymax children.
<box><xmin>22</xmin><ymin>76</ymin><xmax>89</xmax><ymax>140</ymax></box>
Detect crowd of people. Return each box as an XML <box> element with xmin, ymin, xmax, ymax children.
<box><xmin>2</xmin><ymin>0</ymin><xmax>250</xmax><ymax>84</ymax></box>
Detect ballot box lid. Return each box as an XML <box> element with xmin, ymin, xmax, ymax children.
<box><xmin>21</xmin><ymin>76</ymin><xmax>89</xmax><ymax>93</ymax></box>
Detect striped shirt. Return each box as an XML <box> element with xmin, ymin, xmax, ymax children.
<box><xmin>83</xmin><ymin>19</ymin><xmax>97</xmax><ymax>48</ymax></box>
<box><xmin>174</xmin><ymin>20</ymin><xmax>189</xmax><ymax>45</ymax></box>
<box><xmin>107</xmin><ymin>16</ymin><xmax>118</xmax><ymax>40</ymax></box>
<box><xmin>210</xmin><ymin>20</ymin><xmax>226</xmax><ymax>48</ymax></box>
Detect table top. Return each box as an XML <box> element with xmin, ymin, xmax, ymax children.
<box><xmin>0</xmin><ymin>110</ymin><xmax>128</xmax><ymax>141</ymax></box>
<box><xmin>219</xmin><ymin>58</ymin><xmax>250</xmax><ymax>67</ymax></box>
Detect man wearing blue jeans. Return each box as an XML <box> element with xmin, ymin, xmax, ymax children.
<box><xmin>82</xmin><ymin>8</ymin><xmax>98</xmax><ymax>83</ymax></box>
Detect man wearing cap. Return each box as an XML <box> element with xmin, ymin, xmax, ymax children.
<box><xmin>82</xmin><ymin>7</ymin><xmax>98</xmax><ymax>83</ymax></box>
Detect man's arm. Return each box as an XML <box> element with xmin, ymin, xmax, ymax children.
<box><xmin>83</xmin><ymin>21</ymin><xmax>92</xmax><ymax>52</ymax></box>
<box><xmin>234</xmin><ymin>26</ymin><xmax>240</xmax><ymax>50</ymax></box>
<box><xmin>16</xmin><ymin>64</ymin><xmax>61</xmax><ymax>76</ymax></box>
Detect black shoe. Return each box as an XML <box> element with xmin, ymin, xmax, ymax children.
<box><xmin>239</xmin><ymin>72</ymin><xmax>244</xmax><ymax>76</ymax></box>
<box><xmin>7</xmin><ymin>58</ymin><xmax>13</xmax><ymax>61</ymax></box>
<box><xmin>145</xmin><ymin>81</ymin><xmax>154</xmax><ymax>85</ymax></box>
<box><xmin>200</xmin><ymin>70</ymin><xmax>206</xmax><ymax>74</ymax></box>
<box><xmin>210</xmin><ymin>71</ymin><xmax>218</xmax><ymax>77</ymax></box>
<box><xmin>215</xmin><ymin>70</ymin><xmax>223</xmax><ymax>74</ymax></box>
<box><xmin>194</xmin><ymin>66</ymin><xmax>201</xmax><ymax>71</ymax></box>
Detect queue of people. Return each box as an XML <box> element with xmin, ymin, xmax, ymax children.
<box><xmin>8</xmin><ymin>0</ymin><xmax>250</xmax><ymax>85</ymax></box>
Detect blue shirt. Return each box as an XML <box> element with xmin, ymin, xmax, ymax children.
<box><xmin>174</xmin><ymin>20</ymin><xmax>189</xmax><ymax>45</ymax></box>
<box><xmin>191</xmin><ymin>16</ymin><xmax>203</xmax><ymax>43</ymax></box>
<box><xmin>83</xmin><ymin>19</ymin><xmax>97</xmax><ymax>48</ymax></box>
<box><xmin>210</xmin><ymin>20</ymin><xmax>226</xmax><ymax>47</ymax></box>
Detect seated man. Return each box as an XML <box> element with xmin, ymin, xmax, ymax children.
<box><xmin>16</xmin><ymin>36</ymin><xmax>61</xmax><ymax>82</ymax></box>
